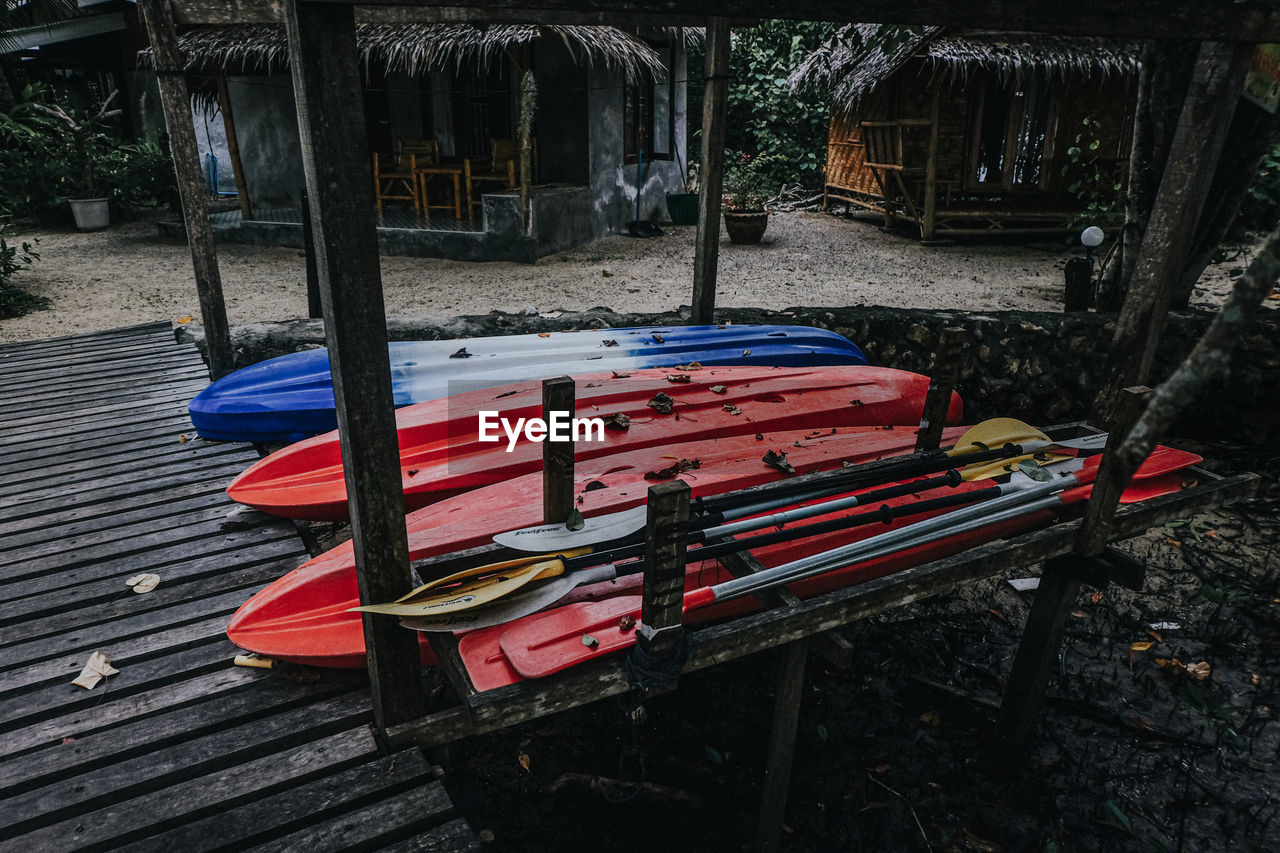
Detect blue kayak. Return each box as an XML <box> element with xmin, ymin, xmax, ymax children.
<box><xmin>188</xmin><ymin>324</ymin><xmax>867</xmax><ymax>443</ymax></box>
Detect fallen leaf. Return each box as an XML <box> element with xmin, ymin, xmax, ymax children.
<box><xmin>850</xmin><ymin>399</ymin><xmax>863</xmax><ymax>407</ymax></box>
<box><xmin>126</xmin><ymin>573</ymin><xmax>160</xmax><ymax>594</ymax></box>
<box><xmin>723</xmin><ymin>404</ymin><xmax>742</xmax><ymax>415</ymax></box>
<box><xmin>1072</xmin><ymin>611</ymin><xmax>1088</xmax><ymax>618</ymax></box>
<box><xmin>176</xmin><ymin>315</ymin><xmax>193</xmax><ymax>324</ymax></box>
<box><xmin>1091</xmin><ymin>591</ymin><xmax>1103</xmax><ymax>604</ymax></box>
<box><xmin>233</xmin><ymin>653</ymin><xmax>276</xmax><ymax>669</ymax></box>
<box><xmin>652</xmin><ymin>333</ymin><xmax>665</xmax><ymax>343</ymax></box>
<box><xmin>566</xmin><ymin>509</ymin><xmax>585</xmax><ymax>531</ymax></box>
<box><xmin>675</xmin><ymin>362</ymin><xmax>702</xmax><ymax>370</ymax></box>
<box><xmin>537</xmin><ymin>332</ymin><xmax>551</xmax><ymax>337</ymax></box>
<box><xmin>603</xmin><ymin>413</ymin><xmax>630</xmax><ymax>431</ymax></box>
<box><xmin>709</xmin><ymin>385</ymin><xmax>727</xmax><ymax>394</ymax></box>
<box><xmin>449</xmin><ymin>347</ymin><xmax>472</xmax><ymax>359</ymax></box>
<box><xmin>602</xmin><ymin>269</ymin><xmax>613</xmax><ymax>277</ymax></box>
<box><xmin>602</xmin><ymin>339</ymin><xmax>618</xmax><ymax>347</ymax></box>
<box><xmin>582</xmin><ymin>634</ymin><xmax>599</xmax><ymax>648</ymax></box>
<box><xmin>762</xmin><ymin>449</ymin><xmax>795</xmax><ymax>474</ymax></box>
<box><xmin>1185</xmin><ymin>661</ymin><xmax>1211</xmax><ymax>680</ymax></box>
<box><xmin>645</xmin><ymin>458</ymin><xmax>701</xmax><ymax>480</ymax></box>
<box><xmin>647</xmin><ymin>393</ymin><xmax>674</xmax><ymax>414</ymax></box>
<box><xmin>1130</xmin><ymin>641</ymin><xmax>1153</xmax><ymax>651</ymax></box>
<box><xmin>742</xmin><ymin>348</ymin><xmax>751</xmax><ymax>356</ymax></box>
<box><xmin>583</xmin><ymin>480</ymin><xmax>607</xmax><ymax>491</ymax></box>
<box><xmin>72</xmin><ymin>652</ymin><xmax>119</xmax><ymax>690</ymax></box>
<box><xmin>1146</xmin><ymin>628</ymin><xmax>1163</xmax><ymax>643</ymax></box>
<box><xmin>666</xmin><ymin>374</ymin><xmax>691</xmax><ymax>384</ymax></box>
<box><xmin>518</xmin><ymin>752</ymin><xmax>532</xmax><ymax>772</ymax></box>
<box><xmin>618</xmin><ymin>614</ymin><xmax>636</xmax><ymax>631</ymax></box>
<box><xmin>919</xmin><ymin>710</ymin><xmax>941</xmax><ymax>727</ymax></box>
<box><xmin>987</xmin><ymin>608</ymin><xmax>1008</xmax><ymax>623</ymax></box>
<box><xmin>612</xmin><ymin>371</ymin><xmax>632</xmax><ymax>378</ymax></box>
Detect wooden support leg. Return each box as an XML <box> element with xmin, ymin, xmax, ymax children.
<box><xmin>638</xmin><ymin>481</ymin><xmax>691</xmax><ymax>661</ymax></box>
<box><xmin>916</xmin><ymin>326</ymin><xmax>967</xmax><ymax>452</ymax></box>
<box><xmin>542</xmin><ymin>376</ymin><xmax>575</xmax><ymax>525</ymax></box>
<box><xmin>995</xmin><ymin>554</ymin><xmax>1085</xmax><ymax>751</ymax></box>
<box><xmin>285</xmin><ymin>0</ymin><xmax>425</xmax><ymax>731</ymax></box>
<box><xmin>137</xmin><ymin>0</ymin><xmax>233</xmax><ymax>380</ymax></box>
<box><xmin>756</xmin><ymin>637</ymin><xmax>809</xmax><ymax>853</ymax></box>
<box><xmin>300</xmin><ymin>186</ymin><xmax>322</xmax><ymax>320</ymax></box>
<box><xmin>691</xmin><ymin>18</ymin><xmax>730</xmax><ymax>325</ymax></box>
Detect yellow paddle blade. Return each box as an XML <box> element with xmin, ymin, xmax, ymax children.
<box><xmin>394</xmin><ymin>545</ymin><xmax>594</xmax><ymax>602</ymax></box>
<box><xmin>945</xmin><ymin>418</ymin><xmax>1051</xmax><ymax>458</ymax></box>
<box><xmin>960</xmin><ymin>451</ymin><xmax>1073</xmax><ymax>481</ymax></box>
<box><xmin>352</xmin><ymin>559</ymin><xmax>567</xmax><ymax>617</ymax></box>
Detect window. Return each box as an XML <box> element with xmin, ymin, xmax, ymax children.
<box><xmin>623</xmin><ymin>42</ymin><xmax>674</xmax><ymax>162</ymax></box>
<box><xmin>969</xmin><ymin>70</ymin><xmax>1053</xmax><ymax>189</ymax></box>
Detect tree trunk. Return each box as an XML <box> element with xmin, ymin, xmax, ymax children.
<box><xmin>1172</xmin><ymin>99</ymin><xmax>1280</xmax><ymax>307</ymax></box>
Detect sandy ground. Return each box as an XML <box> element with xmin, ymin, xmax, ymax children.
<box><xmin>0</xmin><ymin>209</ymin><xmax>1250</xmax><ymax>343</ymax></box>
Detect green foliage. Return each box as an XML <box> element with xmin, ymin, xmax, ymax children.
<box><xmin>0</xmin><ymin>217</ymin><xmax>49</xmax><ymax>319</ymax></box>
<box><xmin>722</xmin><ymin>151</ymin><xmax>788</xmax><ymax>211</ymax></box>
<box><xmin>0</xmin><ymin>84</ymin><xmax>178</xmax><ymax>219</ymax></box>
<box><xmin>1060</xmin><ymin>117</ymin><xmax>1125</xmax><ymax>237</ymax></box>
<box><xmin>1240</xmin><ymin>138</ymin><xmax>1280</xmax><ymax>231</ymax></box>
<box><xmin>691</xmin><ymin>21</ymin><xmax>833</xmax><ymax>192</ymax></box>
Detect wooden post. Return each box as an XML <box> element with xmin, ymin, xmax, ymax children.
<box><xmin>690</xmin><ymin>18</ymin><xmax>730</xmax><ymax>326</ymax></box>
<box><xmin>638</xmin><ymin>480</ymin><xmax>690</xmax><ymax>659</ymax></box>
<box><xmin>1063</xmin><ymin>256</ymin><xmax>1091</xmax><ymax>312</ymax></box>
<box><xmin>920</xmin><ymin>83</ymin><xmax>941</xmax><ymax>241</ymax></box>
<box><xmin>542</xmin><ymin>376</ymin><xmax>575</xmax><ymax>524</ymax></box>
<box><xmin>137</xmin><ymin>0</ymin><xmax>233</xmax><ymax>380</ymax></box>
<box><xmin>1091</xmin><ymin>41</ymin><xmax>1252</xmax><ymax>428</ymax></box>
<box><xmin>215</xmin><ymin>74</ymin><xmax>253</xmax><ymax>221</ymax></box>
<box><xmin>756</xmin><ymin>637</ymin><xmax>809</xmax><ymax>853</ymax></box>
<box><xmin>915</xmin><ymin>326</ymin><xmax>966</xmax><ymax>452</ymax></box>
<box><xmin>300</xmin><ymin>186</ymin><xmax>322</xmax><ymax>319</ymax></box>
<box><xmin>994</xmin><ymin>552</ymin><xmax>1087</xmax><ymax>750</ymax></box>
<box><xmin>285</xmin><ymin>0</ymin><xmax>425</xmax><ymax>731</ymax></box>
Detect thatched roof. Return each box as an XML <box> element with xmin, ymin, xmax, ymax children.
<box><xmin>144</xmin><ymin>23</ymin><xmax>684</xmax><ymax>81</ymax></box>
<box><xmin>790</xmin><ymin>24</ymin><xmax>1140</xmax><ymax>111</ymax></box>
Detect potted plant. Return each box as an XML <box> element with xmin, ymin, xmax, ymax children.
<box><xmin>34</xmin><ymin>90</ymin><xmax>121</xmax><ymax>231</ymax></box>
<box><xmin>721</xmin><ymin>152</ymin><xmax>779</xmax><ymax>244</ymax></box>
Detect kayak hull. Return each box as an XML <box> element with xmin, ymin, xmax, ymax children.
<box><xmin>190</xmin><ymin>325</ymin><xmax>868</xmax><ymax>443</ymax></box>
<box><xmin>226</xmin><ymin>364</ymin><xmax>962</xmax><ymax>521</ymax></box>
<box><xmin>227</xmin><ymin>424</ymin><xmax>972</xmax><ymax>668</ymax></box>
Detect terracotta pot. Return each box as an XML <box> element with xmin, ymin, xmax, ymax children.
<box><xmin>724</xmin><ymin>210</ymin><xmax>768</xmax><ymax>244</ymax></box>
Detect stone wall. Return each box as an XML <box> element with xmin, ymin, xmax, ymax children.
<box><xmin>178</xmin><ymin>304</ymin><xmax>1280</xmax><ymax>444</ymax></box>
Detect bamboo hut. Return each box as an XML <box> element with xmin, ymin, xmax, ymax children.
<box><xmin>791</xmin><ymin>25</ymin><xmax>1140</xmax><ymax>239</ymax></box>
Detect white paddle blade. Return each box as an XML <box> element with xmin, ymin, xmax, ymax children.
<box><xmin>493</xmin><ymin>505</ymin><xmax>647</xmax><ymax>552</ymax></box>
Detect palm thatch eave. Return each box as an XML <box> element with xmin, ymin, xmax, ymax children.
<box><xmin>790</xmin><ymin>24</ymin><xmax>1140</xmax><ymax>113</ymax></box>
<box><xmin>141</xmin><ymin>22</ymin><xmax>689</xmax><ymax>82</ymax></box>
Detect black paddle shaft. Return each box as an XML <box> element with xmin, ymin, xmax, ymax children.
<box><xmin>561</xmin><ymin>469</ymin><xmax>989</xmax><ymax>575</ymax></box>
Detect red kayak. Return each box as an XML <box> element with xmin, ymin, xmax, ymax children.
<box><xmin>227</xmin><ymin>424</ymin><xmax>971</xmax><ymax>669</ymax></box>
<box><xmin>227</xmin><ymin>365</ymin><xmax>959</xmax><ymax>521</ymax></box>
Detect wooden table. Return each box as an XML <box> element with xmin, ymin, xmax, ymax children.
<box><xmin>415</xmin><ymin>165</ymin><xmax>463</xmax><ymax>220</ymax></box>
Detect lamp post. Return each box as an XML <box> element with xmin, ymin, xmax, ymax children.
<box><xmin>1064</xmin><ymin>226</ymin><xmax>1104</xmax><ymax>312</ymax></box>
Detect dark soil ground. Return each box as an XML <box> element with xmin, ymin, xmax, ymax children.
<box><xmin>428</xmin><ymin>442</ymin><xmax>1280</xmax><ymax>852</ymax></box>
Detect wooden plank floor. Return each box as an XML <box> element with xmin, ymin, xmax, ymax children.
<box><xmin>0</xmin><ymin>323</ymin><xmax>477</xmax><ymax>852</ymax></box>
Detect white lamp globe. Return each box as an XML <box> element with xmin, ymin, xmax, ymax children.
<box><xmin>1080</xmin><ymin>226</ymin><xmax>1105</xmax><ymax>248</ymax></box>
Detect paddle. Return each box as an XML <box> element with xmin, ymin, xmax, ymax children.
<box><xmin>359</xmin><ymin>446</ymin><xmax>1201</xmax><ymax>626</ymax></box>
<box><xmin>493</xmin><ymin>421</ymin><xmax>1105</xmax><ymax>553</ymax></box>
<box><xmin>497</xmin><ymin>447</ymin><xmax>1201</xmax><ymax>679</ymax></box>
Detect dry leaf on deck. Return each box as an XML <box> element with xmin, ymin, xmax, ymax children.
<box><xmin>72</xmin><ymin>652</ymin><xmax>119</xmax><ymax>690</ymax></box>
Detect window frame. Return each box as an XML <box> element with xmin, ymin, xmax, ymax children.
<box><xmin>622</xmin><ymin>39</ymin><xmax>676</xmax><ymax>164</ymax></box>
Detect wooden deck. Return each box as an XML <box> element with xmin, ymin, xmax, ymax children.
<box><xmin>0</xmin><ymin>323</ymin><xmax>477</xmax><ymax>851</ymax></box>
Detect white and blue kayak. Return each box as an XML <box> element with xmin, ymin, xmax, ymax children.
<box><xmin>189</xmin><ymin>324</ymin><xmax>867</xmax><ymax>443</ymax></box>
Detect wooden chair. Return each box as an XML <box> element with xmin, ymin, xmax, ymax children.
<box><xmin>398</xmin><ymin>138</ymin><xmax>440</xmax><ymax>168</ymax></box>
<box><xmin>463</xmin><ymin>138</ymin><xmax>534</xmax><ymax>219</ymax></box>
<box><xmin>373</xmin><ymin>152</ymin><xmax>419</xmax><ymax>217</ymax></box>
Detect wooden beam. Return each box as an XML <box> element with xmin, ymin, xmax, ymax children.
<box><xmin>137</xmin><ymin>0</ymin><xmax>233</xmax><ymax>380</ymax></box>
<box><xmin>173</xmin><ymin>0</ymin><xmax>727</xmax><ymax>25</ymax></box>
<box><xmin>756</xmin><ymin>638</ymin><xmax>809</xmax><ymax>853</ymax></box>
<box><xmin>284</xmin><ymin>0</ymin><xmax>426</xmax><ymax>730</ymax></box>
<box><xmin>215</xmin><ymin>75</ymin><xmax>253</xmax><ymax>221</ymax></box>
<box><xmin>170</xmin><ymin>0</ymin><xmax>1280</xmax><ymax>40</ymax></box>
<box><xmin>638</xmin><ymin>480</ymin><xmax>690</xmax><ymax>660</ymax></box>
<box><xmin>541</xmin><ymin>376</ymin><xmax>575</xmax><ymax>524</ymax></box>
<box><xmin>915</xmin><ymin>326</ymin><xmax>965</xmax><ymax>452</ymax></box>
<box><xmin>690</xmin><ymin>17</ymin><xmax>729</xmax><ymax>326</ymax></box>
<box><xmin>1091</xmin><ymin>41</ymin><xmax>1253</xmax><ymax>428</ymax></box>
<box><xmin>920</xmin><ymin>83</ymin><xmax>941</xmax><ymax>241</ymax></box>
